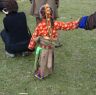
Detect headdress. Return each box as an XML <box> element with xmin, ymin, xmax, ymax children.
<box><xmin>39</xmin><ymin>4</ymin><xmax>54</xmax><ymax>19</ymax></box>
<box><xmin>39</xmin><ymin>4</ymin><xmax>55</xmax><ymax>42</ymax></box>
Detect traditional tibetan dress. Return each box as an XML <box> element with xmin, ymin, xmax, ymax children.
<box><xmin>28</xmin><ymin>19</ymin><xmax>78</xmax><ymax>79</ymax></box>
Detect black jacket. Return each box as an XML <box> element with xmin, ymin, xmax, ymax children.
<box><xmin>3</xmin><ymin>12</ymin><xmax>30</xmax><ymax>44</ymax></box>
<box><xmin>2</xmin><ymin>12</ymin><xmax>31</xmax><ymax>53</ymax></box>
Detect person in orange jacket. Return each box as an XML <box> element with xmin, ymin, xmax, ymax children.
<box><xmin>28</xmin><ymin>4</ymin><xmax>79</xmax><ymax>79</ymax></box>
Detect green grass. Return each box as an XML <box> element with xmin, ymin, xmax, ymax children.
<box><xmin>0</xmin><ymin>0</ymin><xmax>96</xmax><ymax>95</ymax></box>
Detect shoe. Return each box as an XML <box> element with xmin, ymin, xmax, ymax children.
<box><xmin>22</xmin><ymin>51</ymin><xmax>30</xmax><ymax>57</ymax></box>
<box><xmin>5</xmin><ymin>51</ymin><xmax>15</xmax><ymax>58</ymax></box>
<box><xmin>34</xmin><ymin>74</ymin><xmax>43</xmax><ymax>80</ymax></box>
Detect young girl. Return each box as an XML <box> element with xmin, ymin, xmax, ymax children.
<box><xmin>28</xmin><ymin>4</ymin><xmax>79</xmax><ymax>79</ymax></box>
<box><xmin>29</xmin><ymin>0</ymin><xmax>61</xmax><ymax>47</ymax></box>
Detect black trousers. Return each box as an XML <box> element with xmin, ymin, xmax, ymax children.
<box><xmin>0</xmin><ymin>30</ymin><xmax>30</xmax><ymax>54</ymax></box>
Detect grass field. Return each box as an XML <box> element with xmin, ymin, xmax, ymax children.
<box><xmin>0</xmin><ymin>0</ymin><xmax>96</xmax><ymax>95</ymax></box>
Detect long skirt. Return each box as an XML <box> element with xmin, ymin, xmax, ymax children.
<box><xmin>34</xmin><ymin>37</ymin><xmax>54</xmax><ymax>79</ymax></box>
<box><xmin>34</xmin><ymin>48</ymin><xmax>54</xmax><ymax>79</ymax></box>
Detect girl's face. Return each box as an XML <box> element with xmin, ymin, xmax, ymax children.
<box><xmin>40</xmin><ymin>4</ymin><xmax>53</xmax><ymax>19</ymax></box>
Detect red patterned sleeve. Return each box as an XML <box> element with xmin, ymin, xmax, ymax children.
<box><xmin>28</xmin><ymin>27</ymin><xmax>39</xmax><ymax>50</ymax></box>
<box><xmin>54</xmin><ymin>20</ymin><xmax>79</xmax><ymax>30</ymax></box>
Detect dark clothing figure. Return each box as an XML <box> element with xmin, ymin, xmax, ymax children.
<box><xmin>85</xmin><ymin>12</ymin><xmax>96</xmax><ymax>30</ymax></box>
<box><xmin>0</xmin><ymin>0</ymin><xmax>5</xmax><ymax>11</ymax></box>
<box><xmin>1</xmin><ymin>12</ymin><xmax>31</xmax><ymax>54</ymax></box>
<box><xmin>0</xmin><ymin>0</ymin><xmax>33</xmax><ymax>57</ymax></box>
<box><xmin>79</xmin><ymin>12</ymin><xmax>96</xmax><ymax>30</ymax></box>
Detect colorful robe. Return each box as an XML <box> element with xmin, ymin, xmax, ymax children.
<box><xmin>28</xmin><ymin>19</ymin><xmax>78</xmax><ymax>79</ymax></box>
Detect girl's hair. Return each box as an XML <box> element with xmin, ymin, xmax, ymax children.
<box><xmin>39</xmin><ymin>4</ymin><xmax>54</xmax><ymax>27</ymax></box>
<box><xmin>3</xmin><ymin>0</ymin><xmax>18</xmax><ymax>13</ymax></box>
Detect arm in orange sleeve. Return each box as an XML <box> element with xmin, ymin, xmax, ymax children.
<box><xmin>28</xmin><ymin>27</ymin><xmax>39</xmax><ymax>50</ymax></box>
<box><xmin>54</xmin><ymin>20</ymin><xmax>79</xmax><ymax>30</ymax></box>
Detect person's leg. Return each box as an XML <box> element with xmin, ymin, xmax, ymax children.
<box><xmin>47</xmin><ymin>49</ymin><xmax>53</xmax><ymax>74</ymax></box>
<box><xmin>35</xmin><ymin>49</ymin><xmax>49</xmax><ymax>79</ymax></box>
<box><xmin>0</xmin><ymin>30</ymin><xmax>15</xmax><ymax>57</ymax></box>
<box><xmin>0</xmin><ymin>29</ymin><xmax>10</xmax><ymax>44</ymax></box>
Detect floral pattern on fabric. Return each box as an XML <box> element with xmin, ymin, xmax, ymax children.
<box><xmin>28</xmin><ymin>19</ymin><xmax>78</xmax><ymax>49</ymax></box>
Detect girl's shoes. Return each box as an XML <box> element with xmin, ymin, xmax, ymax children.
<box><xmin>34</xmin><ymin>73</ymin><xmax>44</xmax><ymax>80</ymax></box>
